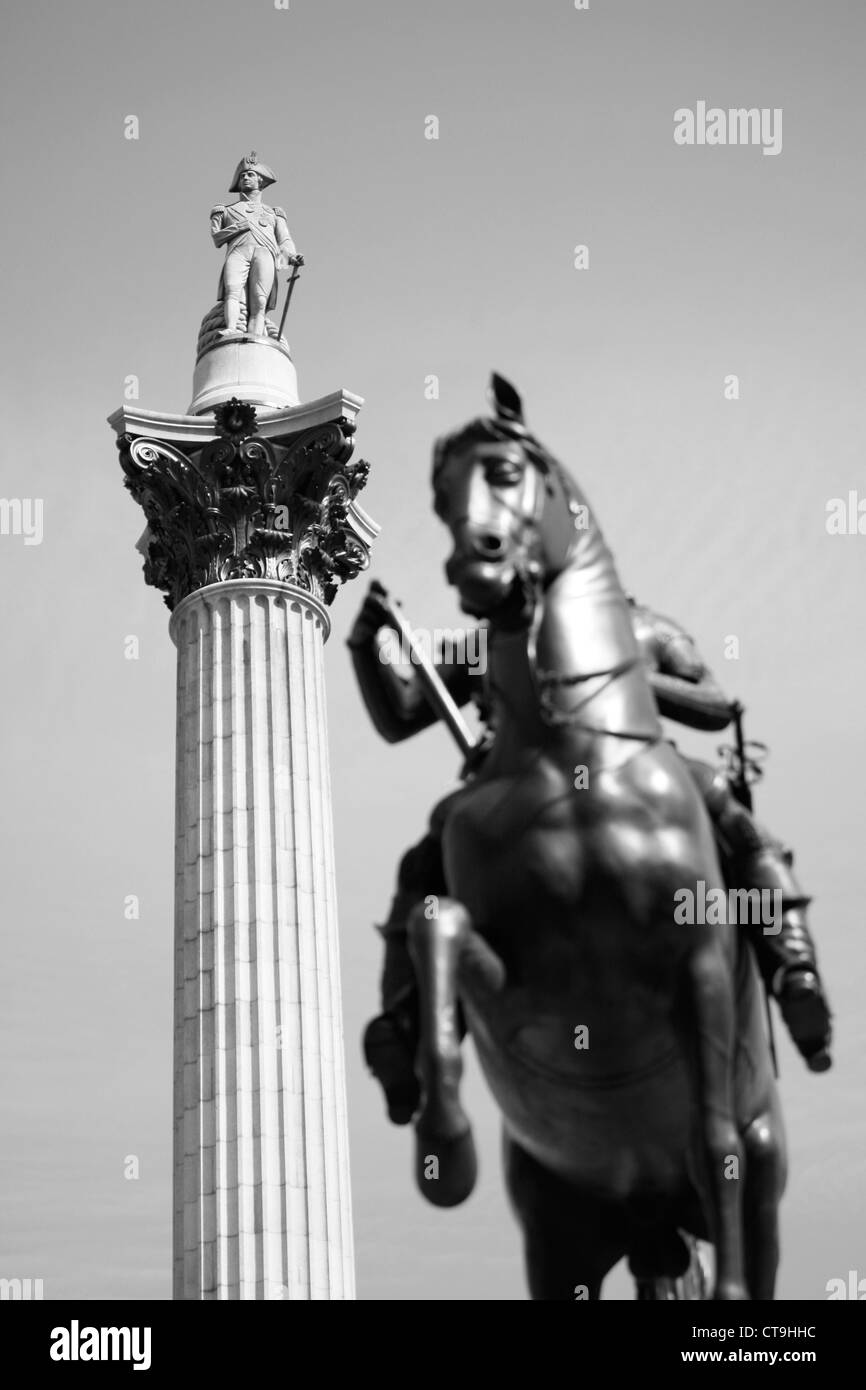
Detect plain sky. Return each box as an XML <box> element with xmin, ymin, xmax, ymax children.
<box><xmin>0</xmin><ymin>0</ymin><xmax>864</xmax><ymax>1300</ymax></box>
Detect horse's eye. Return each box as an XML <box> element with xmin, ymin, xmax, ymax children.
<box><xmin>486</xmin><ymin>462</ymin><xmax>523</xmax><ymax>488</ymax></box>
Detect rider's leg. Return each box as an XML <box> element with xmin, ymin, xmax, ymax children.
<box><xmin>247</xmin><ymin>247</ymin><xmax>275</xmax><ymax>337</ymax></box>
<box><xmin>689</xmin><ymin>759</ymin><xmax>832</xmax><ymax>1072</ymax></box>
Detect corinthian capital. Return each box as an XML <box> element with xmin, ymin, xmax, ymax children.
<box><xmin>116</xmin><ymin>397</ymin><xmax>373</xmax><ymax>610</ymax></box>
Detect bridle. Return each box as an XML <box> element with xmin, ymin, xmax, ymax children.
<box><xmin>455</xmin><ymin>449</ymin><xmax>662</xmax><ymax>747</ymax></box>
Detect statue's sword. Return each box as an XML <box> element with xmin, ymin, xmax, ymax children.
<box><xmin>277</xmin><ymin>255</ymin><xmax>304</xmax><ymax>340</ymax></box>
<box><xmin>375</xmin><ymin>584</ymin><xmax>478</xmax><ymax>761</ymax></box>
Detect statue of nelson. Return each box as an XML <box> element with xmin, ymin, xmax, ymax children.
<box><xmin>210</xmin><ymin>152</ymin><xmax>301</xmax><ymax>339</ymax></box>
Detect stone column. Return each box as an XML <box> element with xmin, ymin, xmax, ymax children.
<box><xmin>172</xmin><ymin>579</ymin><xmax>352</xmax><ymax>1299</ymax></box>
<box><xmin>112</xmin><ymin>395</ymin><xmax>375</xmax><ymax>1299</ymax></box>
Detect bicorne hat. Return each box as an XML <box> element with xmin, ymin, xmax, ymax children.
<box><xmin>229</xmin><ymin>151</ymin><xmax>277</xmax><ymax>192</ymax></box>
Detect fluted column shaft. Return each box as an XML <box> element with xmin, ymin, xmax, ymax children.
<box><xmin>170</xmin><ymin>578</ymin><xmax>354</xmax><ymax>1300</ymax></box>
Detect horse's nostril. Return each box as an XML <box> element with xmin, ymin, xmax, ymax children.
<box><xmin>477</xmin><ymin>534</ymin><xmax>503</xmax><ymax>557</ymax></box>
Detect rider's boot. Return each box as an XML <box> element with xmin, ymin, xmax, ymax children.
<box><xmin>693</xmin><ymin>760</ymin><xmax>833</xmax><ymax>1072</ymax></box>
<box><xmin>745</xmin><ymin>846</ymin><xmax>832</xmax><ymax>1073</ymax></box>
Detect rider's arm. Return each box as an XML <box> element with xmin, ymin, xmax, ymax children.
<box><xmin>648</xmin><ymin>615</ymin><xmax>735</xmax><ymax>732</ymax></box>
<box><xmin>347</xmin><ymin>592</ymin><xmax>475</xmax><ymax>743</ymax></box>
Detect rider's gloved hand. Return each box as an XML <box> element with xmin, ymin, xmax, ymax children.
<box><xmin>346</xmin><ymin>580</ymin><xmax>395</xmax><ymax>650</ymax></box>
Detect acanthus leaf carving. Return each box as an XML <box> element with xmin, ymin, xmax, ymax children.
<box><xmin>117</xmin><ymin>409</ymin><xmax>373</xmax><ymax>610</ymax></box>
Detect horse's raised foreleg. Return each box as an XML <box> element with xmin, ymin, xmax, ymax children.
<box><xmin>406</xmin><ymin>896</ymin><xmax>504</xmax><ymax>1207</ymax></box>
<box><xmin>687</xmin><ymin>941</ymin><xmax>749</xmax><ymax>1301</ymax></box>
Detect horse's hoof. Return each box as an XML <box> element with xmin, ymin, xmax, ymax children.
<box><xmin>806</xmin><ymin>1048</ymin><xmax>832</xmax><ymax>1074</ymax></box>
<box><xmin>714</xmin><ymin>1282</ymin><xmax>750</xmax><ymax>1301</ymax></box>
<box><xmin>414</xmin><ymin>1126</ymin><xmax>478</xmax><ymax>1207</ymax></box>
<box><xmin>362</xmin><ymin>1014</ymin><xmax>420</xmax><ymax>1126</ymax></box>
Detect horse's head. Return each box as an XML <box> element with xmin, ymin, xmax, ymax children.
<box><xmin>432</xmin><ymin>375</ymin><xmax>584</xmax><ymax>625</ymax></box>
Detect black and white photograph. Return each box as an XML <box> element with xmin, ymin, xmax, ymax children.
<box><xmin>0</xmin><ymin>0</ymin><xmax>863</xmax><ymax>1359</ymax></box>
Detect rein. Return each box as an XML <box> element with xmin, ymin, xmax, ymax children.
<box><xmin>516</xmin><ymin>471</ymin><xmax>661</xmax><ymax>745</ymax></box>
<box><xmin>535</xmin><ymin>656</ymin><xmax>662</xmax><ymax>743</ymax></box>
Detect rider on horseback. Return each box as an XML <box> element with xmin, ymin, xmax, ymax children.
<box><xmin>349</xmin><ymin>582</ymin><xmax>833</xmax><ymax>1123</ymax></box>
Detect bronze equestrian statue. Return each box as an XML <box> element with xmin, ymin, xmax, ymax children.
<box><xmin>352</xmin><ymin>599</ymin><xmax>832</xmax><ymax>1106</ymax></box>
<box><xmin>349</xmin><ymin>377</ymin><xmax>832</xmax><ymax>1300</ymax></box>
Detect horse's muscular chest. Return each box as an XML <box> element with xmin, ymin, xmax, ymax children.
<box><xmin>443</xmin><ymin>758</ymin><xmax>586</xmax><ymax>918</ymax></box>
<box><xmin>440</xmin><ymin>746</ymin><xmax>697</xmax><ymax>998</ymax></box>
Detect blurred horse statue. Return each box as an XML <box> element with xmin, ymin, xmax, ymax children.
<box><xmin>406</xmin><ymin>376</ymin><xmax>785</xmax><ymax>1300</ymax></box>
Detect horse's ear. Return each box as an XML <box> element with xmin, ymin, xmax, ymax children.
<box><xmin>489</xmin><ymin>373</ymin><xmax>524</xmax><ymax>424</ymax></box>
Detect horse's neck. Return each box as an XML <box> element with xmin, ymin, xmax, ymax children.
<box><xmin>487</xmin><ymin>630</ymin><xmax>545</xmax><ymax>754</ymax></box>
<box><xmin>487</xmin><ymin>531</ymin><xmax>661</xmax><ymax>771</ymax></box>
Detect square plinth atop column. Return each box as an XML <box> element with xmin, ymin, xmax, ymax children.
<box><xmin>108</xmin><ymin>388</ymin><xmax>365</xmax><ymax>450</ymax></box>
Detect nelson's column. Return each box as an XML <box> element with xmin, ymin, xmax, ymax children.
<box><xmin>108</xmin><ymin>152</ymin><xmax>377</xmax><ymax>1300</ymax></box>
